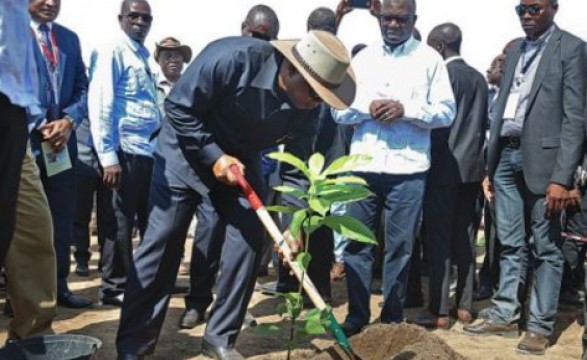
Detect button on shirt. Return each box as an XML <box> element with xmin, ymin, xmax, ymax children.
<box><xmin>333</xmin><ymin>36</ymin><xmax>456</xmax><ymax>175</ymax></box>
<box><xmin>88</xmin><ymin>33</ymin><xmax>161</xmax><ymax>167</ymax></box>
<box><xmin>501</xmin><ymin>26</ymin><xmax>554</xmax><ymax>137</ymax></box>
<box><xmin>0</xmin><ymin>0</ymin><xmax>40</xmax><ymax>118</ymax></box>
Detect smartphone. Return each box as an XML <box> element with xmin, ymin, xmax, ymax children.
<box><xmin>349</xmin><ymin>0</ymin><xmax>371</xmax><ymax>9</ymax></box>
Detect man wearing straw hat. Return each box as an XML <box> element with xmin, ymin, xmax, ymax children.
<box><xmin>116</xmin><ymin>30</ymin><xmax>356</xmax><ymax>360</ymax></box>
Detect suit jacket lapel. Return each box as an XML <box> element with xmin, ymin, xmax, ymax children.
<box><xmin>526</xmin><ymin>28</ymin><xmax>561</xmax><ymax>114</ymax></box>
<box><xmin>491</xmin><ymin>41</ymin><xmax>522</xmax><ymax>135</ymax></box>
<box><xmin>53</xmin><ymin>25</ymin><xmax>67</xmax><ymax>102</ymax></box>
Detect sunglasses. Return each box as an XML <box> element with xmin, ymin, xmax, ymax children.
<box><xmin>515</xmin><ymin>4</ymin><xmax>542</xmax><ymax>16</ymax></box>
<box><xmin>379</xmin><ymin>14</ymin><xmax>413</xmax><ymax>25</ymax></box>
<box><xmin>122</xmin><ymin>12</ymin><xmax>153</xmax><ymax>24</ymax></box>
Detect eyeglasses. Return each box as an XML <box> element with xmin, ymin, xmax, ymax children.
<box><xmin>122</xmin><ymin>12</ymin><xmax>153</xmax><ymax>24</ymax></box>
<box><xmin>515</xmin><ymin>4</ymin><xmax>542</xmax><ymax>16</ymax></box>
<box><xmin>379</xmin><ymin>14</ymin><xmax>413</xmax><ymax>25</ymax></box>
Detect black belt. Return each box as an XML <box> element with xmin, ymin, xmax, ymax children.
<box><xmin>499</xmin><ymin>136</ymin><xmax>521</xmax><ymax>148</ymax></box>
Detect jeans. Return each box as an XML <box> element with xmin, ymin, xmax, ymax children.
<box><xmin>331</xmin><ymin>202</ymin><xmax>348</xmax><ymax>263</ymax></box>
<box><xmin>344</xmin><ymin>171</ymin><xmax>426</xmax><ymax>328</ymax></box>
<box><xmin>489</xmin><ymin>144</ymin><xmax>563</xmax><ymax>336</ymax></box>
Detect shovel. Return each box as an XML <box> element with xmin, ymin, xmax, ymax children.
<box><xmin>229</xmin><ymin>164</ymin><xmax>357</xmax><ymax>359</ymax></box>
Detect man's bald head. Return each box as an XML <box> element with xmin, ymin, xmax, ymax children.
<box><xmin>382</xmin><ymin>0</ymin><xmax>417</xmax><ymax>14</ymax></box>
<box><xmin>242</xmin><ymin>4</ymin><xmax>280</xmax><ymax>40</ymax></box>
<box><xmin>427</xmin><ymin>22</ymin><xmax>462</xmax><ymax>58</ymax></box>
<box><xmin>307</xmin><ymin>7</ymin><xmax>337</xmax><ymax>34</ymax></box>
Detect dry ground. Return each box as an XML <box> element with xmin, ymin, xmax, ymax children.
<box><xmin>0</xmin><ymin>238</ymin><xmax>582</xmax><ymax>360</ymax></box>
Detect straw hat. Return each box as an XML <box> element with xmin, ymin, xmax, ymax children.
<box><xmin>154</xmin><ymin>37</ymin><xmax>192</xmax><ymax>63</ymax></box>
<box><xmin>271</xmin><ymin>30</ymin><xmax>356</xmax><ymax>110</ymax></box>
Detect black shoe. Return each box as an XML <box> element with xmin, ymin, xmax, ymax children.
<box><xmin>75</xmin><ymin>264</ymin><xmax>90</xmax><ymax>277</ymax></box>
<box><xmin>101</xmin><ymin>294</ymin><xmax>124</xmax><ymax>307</ymax></box>
<box><xmin>474</xmin><ymin>286</ymin><xmax>493</xmax><ymax>301</ymax></box>
<box><xmin>117</xmin><ymin>354</ymin><xmax>145</xmax><ymax>360</ymax></box>
<box><xmin>341</xmin><ymin>322</ymin><xmax>362</xmax><ymax>338</ymax></box>
<box><xmin>559</xmin><ymin>289</ymin><xmax>583</xmax><ymax>307</ymax></box>
<box><xmin>179</xmin><ymin>308</ymin><xmax>205</xmax><ymax>329</ymax></box>
<box><xmin>57</xmin><ymin>292</ymin><xmax>93</xmax><ymax>309</ymax></box>
<box><xmin>256</xmin><ymin>281</ymin><xmax>296</xmax><ymax>296</ymax></box>
<box><xmin>201</xmin><ymin>340</ymin><xmax>244</xmax><ymax>360</ymax></box>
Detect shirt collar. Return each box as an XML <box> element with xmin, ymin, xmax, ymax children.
<box><xmin>444</xmin><ymin>55</ymin><xmax>463</xmax><ymax>65</ymax></box>
<box><xmin>30</xmin><ymin>19</ymin><xmax>53</xmax><ymax>31</ymax></box>
<box><xmin>381</xmin><ymin>36</ymin><xmax>418</xmax><ymax>57</ymax></box>
<box><xmin>525</xmin><ymin>24</ymin><xmax>555</xmax><ymax>47</ymax></box>
<box><xmin>121</xmin><ymin>32</ymin><xmax>150</xmax><ymax>59</ymax></box>
<box><xmin>250</xmin><ymin>51</ymin><xmax>280</xmax><ymax>92</ymax></box>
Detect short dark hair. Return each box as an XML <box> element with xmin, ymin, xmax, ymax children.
<box><xmin>429</xmin><ymin>22</ymin><xmax>462</xmax><ymax>53</ymax></box>
<box><xmin>307</xmin><ymin>7</ymin><xmax>337</xmax><ymax>34</ymax></box>
<box><xmin>120</xmin><ymin>0</ymin><xmax>149</xmax><ymax>14</ymax></box>
<box><xmin>383</xmin><ymin>0</ymin><xmax>417</xmax><ymax>14</ymax></box>
<box><xmin>244</xmin><ymin>4</ymin><xmax>280</xmax><ymax>39</ymax></box>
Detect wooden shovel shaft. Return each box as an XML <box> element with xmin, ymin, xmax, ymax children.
<box><xmin>229</xmin><ymin>165</ymin><xmax>327</xmax><ymax>310</ymax></box>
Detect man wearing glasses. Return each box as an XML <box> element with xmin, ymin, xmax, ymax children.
<box><xmin>465</xmin><ymin>0</ymin><xmax>587</xmax><ymax>356</ymax></box>
<box><xmin>88</xmin><ymin>0</ymin><xmax>160</xmax><ymax>307</ymax></box>
<box><xmin>333</xmin><ymin>0</ymin><xmax>455</xmax><ymax>337</ymax></box>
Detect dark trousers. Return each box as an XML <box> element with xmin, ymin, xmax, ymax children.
<box><xmin>406</xmin><ymin>217</ymin><xmax>424</xmax><ymax>301</ymax></box>
<box><xmin>478</xmin><ymin>198</ymin><xmax>501</xmax><ymax>292</ymax></box>
<box><xmin>277</xmin><ymin>226</ymin><xmax>333</xmax><ymax>298</ymax></box>
<box><xmin>100</xmin><ymin>152</ymin><xmax>153</xmax><ymax>298</ymax></box>
<box><xmin>344</xmin><ymin>172</ymin><xmax>426</xmax><ymax>328</ymax></box>
<box><xmin>116</xmin><ymin>169</ymin><xmax>264</xmax><ymax>356</ymax></box>
<box><xmin>73</xmin><ymin>159</ymin><xmax>115</xmax><ymax>266</ymax></box>
<box><xmin>35</xmin><ymin>139</ymin><xmax>77</xmax><ymax>296</ymax></box>
<box><xmin>0</xmin><ymin>93</ymin><xmax>28</xmax><ymax>268</ymax></box>
<box><xmin>185</xmin><ymin>194</ymin><xmax>223</xmax><ymax>312</ymax></box>
<box><xmin>424</xmin><ymin>182</ymin><xmax>479</xmax><ymax>315</ymax></box>
<box><xmin>489</xmin><ymin>145</ymin><xmax>562</xmax><ymax>336</ymax></box>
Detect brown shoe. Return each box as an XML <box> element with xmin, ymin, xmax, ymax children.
<box><xmin>463</xmin><ymin>320</ymin><xmax>519</xmax><ymax>338</ymax></box>
<box><xmin>409</xmin><ymin>312</ymin><xmax>449</xmax><ymax>330</ymax></box>
<box><xmin>516</xmin><ymin>331</ymin><xmax>549</xmax><ymax>355</ymax></box>
<box><xmin>330</xmin><ymin>262</ymin><xmax>346</xmax><ymax>282</ymax></box>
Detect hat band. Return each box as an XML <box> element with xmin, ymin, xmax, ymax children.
<box><xmin>292</xmin><ymin>47</ymin><xmax>338</xmax><ymax>90</ymax></box>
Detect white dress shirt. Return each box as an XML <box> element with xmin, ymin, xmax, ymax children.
<box><xmin>333</xmin><ymin>36</ymin><xmax>456</xmax><ymax>175</ymax></box>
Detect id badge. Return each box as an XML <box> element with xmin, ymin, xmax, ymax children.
<box><xmin>503</xmin><ymin>92</ymin><xmax>521</xmax><ymax>119</ymax></box>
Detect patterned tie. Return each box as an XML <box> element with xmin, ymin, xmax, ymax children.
<box><xmin>38</xmin><ymin>23</ymin><xmax>57</xmax><ymax>70</ymax></box>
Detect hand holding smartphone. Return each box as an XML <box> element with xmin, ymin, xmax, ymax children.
<box><xmin>349</xmin><ymin>0</ymin><xmax>371</xmax><ymax>9</ymax></box>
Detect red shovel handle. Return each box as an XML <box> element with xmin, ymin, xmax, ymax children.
<box><xmin>229</xmin><ymin>164</ymin><xmax>263</xmax><ymax>210</ymax></box>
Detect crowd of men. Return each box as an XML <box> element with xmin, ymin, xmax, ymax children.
<box><xmin>1</xmin><ymin>0</ymin><xmax>587</xmax><ymax>359</ymax></box>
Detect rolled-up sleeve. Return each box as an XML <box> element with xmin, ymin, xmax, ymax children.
<box><xmin>403</xmin><ymin>59</ymin><xmax>456</xmax><ymax>130</ymax></box>
<box><xmin>88</xmin><ymin>47</ymin><xmax>121</xmax><ymax>167</ymax></box>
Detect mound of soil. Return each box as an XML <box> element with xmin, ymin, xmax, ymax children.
<box><xmin>314</xmin><ymin>323</ymin><xmax>467</xmax><ymax>360</ymax></box>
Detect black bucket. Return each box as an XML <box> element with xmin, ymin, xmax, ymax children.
<box><xmin>0</xmin><ymin>334</ymin><xmax>102</xmax><ymax>360</ymax></box>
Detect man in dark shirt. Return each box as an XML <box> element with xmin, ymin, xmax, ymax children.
<box><xmin>116</xmin><ymin>31</ymin><xmax>355</xmax><ymax>360</ymax></box>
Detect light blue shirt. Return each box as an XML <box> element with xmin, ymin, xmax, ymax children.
<box><xmin>88</xmin><ymin>33</ymin><xmax>161</xmax><ymax>167</ymax></box>
<box><xmin>0</xmin><ymin>0</ymin><xmax>41</xmax><ymax>123</ymax></box>
<box><xmin>333</xmin><ymin>37</ymin><xmax>456</xmax><ymax>175</ymax></box>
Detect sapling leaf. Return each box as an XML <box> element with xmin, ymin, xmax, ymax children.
<box><xmin>296</xmin><ymin>252</ymin><xmax>312</xmax><ymax>271</ymax></box>
<box><xmin>273</xmin><ymin>186</ymin><xmax>307</xmax><ymax>199</ymax></box>
<box><xmin>325</xmin><ymin>175</ymin><xmax>368</xmax><ymax>186</ymax></box>
<box><xmin>266</xmin><ymin>205</ymin><xmax>299</xmax><ymax>213</ymax></box>
<box><xmin>308</xmin><ymin>198</ymin><xmax>330</xmax><ymax>216</ymax></box>
<box><xmin>289</xmin><ymin>210</ymin><xmax>306</xmax><ymax>239</ymax></box>
<box><xmin>322</xmin><ymin>154</ymin><xmax>372</xmax><ymax>176</ymax></box>
<box><xmin>254</xmin><ymin>324</ymin><xmax>283</xmax><ymax>335</ymax></box>
<box><xmin>324</xmin><ymin>215</ymin><xmax>377</xmax><ymax>244</ymax></box>
<box><xmin>308</xmin><ymin>153</ymin><xmax>325</xmax><ymax>176</ymax></box>
<box><xmin>267</xmin><ymin>152</ymin><xmax>310</xmax><ymax>178</ymax></box>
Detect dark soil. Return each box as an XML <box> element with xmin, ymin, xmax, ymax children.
<box><xmin>314</xmin><ymin>324</ymin><xmax>467</xmax><ymax>360</ymax></box>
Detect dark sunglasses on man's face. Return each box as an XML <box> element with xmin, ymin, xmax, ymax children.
<box><xmin>515</xmin><ymin>4</ymin><xmax>542</xmax><ymax>16</ymax></box>
<box><xmin>123</xmin><ymin>12</ymin><xmax>153</xmax><ymax>24</ymax></box>
<box><xmin>379</xmin><ymin>14</ymin><xmax>413</xmax><ymax>25</ymax></box>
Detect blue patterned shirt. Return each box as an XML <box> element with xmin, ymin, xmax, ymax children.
<box><xmin>88</xmin><ymin>33</ymin><xmax>161</xmax><ymax>167</ymax></box>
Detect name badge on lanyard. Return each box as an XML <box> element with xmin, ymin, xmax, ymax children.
<box><xmin>33</xmin><ymin>27</ymin><xmax>61</xmax><ymax>107</ymax></box>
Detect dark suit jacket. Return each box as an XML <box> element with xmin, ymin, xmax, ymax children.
<box><xmin>487</xmin><ymin>27</ymin><xmax>587</xmax><ymax>194</ymax></box>
<box><xmin>155</xmin><ymin>37</ymin><xmax>317</xmax><ymax>196</ymax></box>
<box><xmin>30</xmin><ymin>22</ymin><xmax>88</xmax><ymax>160</ymax></box>
<box><xmin>428</xmin><ymin>58</ymin><xmax>488</xmax><ymax>186</ymax></box>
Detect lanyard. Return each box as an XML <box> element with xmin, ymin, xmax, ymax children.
<box><xmin>520</xmin><ymin>41</ymin><xmax>544</xmax><ymax>75</ymax></box>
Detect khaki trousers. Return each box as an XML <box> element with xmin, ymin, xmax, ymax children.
<box><xmin>5</xmin><ymin>144</ymin><xmax>57</xmax><ymax>340</ymax></box>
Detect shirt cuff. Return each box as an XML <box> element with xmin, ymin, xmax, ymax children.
<box><xmin>98</xmin><ymin>151</ymin><xmax>119</xmax><ymax>167</ymax></box>
<box><xmin>402</xmin><ymin>100</ymin><xmax>422</xmax><ymax>121</ymax></box>
<box><xmin>200</xmin><ymin>143</ymin><xmax>225</xmax><ymax>167</ymax></box>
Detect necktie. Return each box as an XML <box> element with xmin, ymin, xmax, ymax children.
<box><xmin>38</xmin><ymin>23</ymin><xmax>57</xmax><ymax>70</ymax></box>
